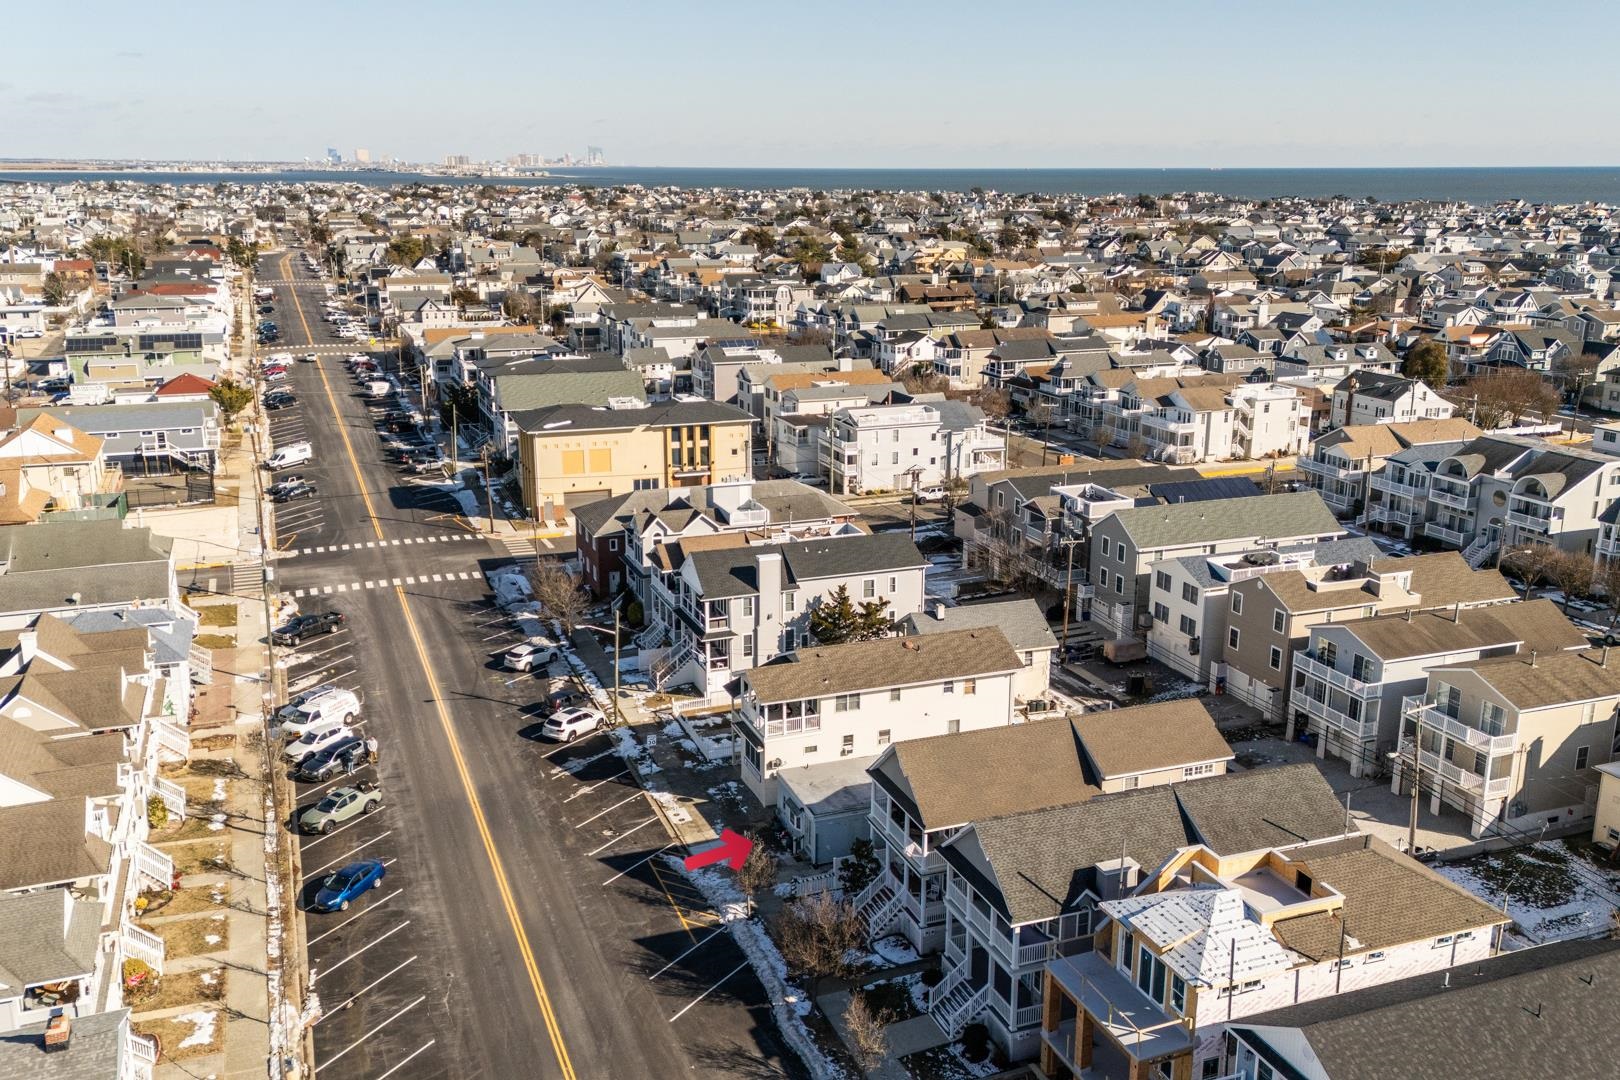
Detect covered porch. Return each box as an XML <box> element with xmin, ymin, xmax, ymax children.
<box><xmin>1038</xmin><ymin>952</ymin><xmax>1194</xmax><ymax>1080</ymax></box>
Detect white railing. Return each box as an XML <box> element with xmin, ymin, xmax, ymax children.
<box><xmin>152</xmin><ymin>719</ymin><xmax>190</xmax><ymax>763</ymax></box>
<box><xmin>1016</xmin><ymin>937</ymin><xmax>1054</xmax><ymax>968</ymax></box>
<box><xmin>1426</xmin><ymin>484</ymin><xmax>1474</xmax><ymax>510</ymax></box>
<box><xmin>1294</xmin><ymin>651</ymin><xmax>1379</xmax><ymax>698</ymax></box>
<box><xmin>1014</xmin><ymin>1001</ymin><xmax>1045</xmax><ymax>1030</ymax></box>
<box><xmin>122</xmin><ymin>923</ymin><xmax>165</xmax><ymax>974</ymax></box>
<box><xmin>1295</xmin><ymin>692</ymin><xmax>1379</xmax><ymax>740</ymax></box>
<box><xmin>1506</xmin><ymin>510</ymin><xmax>1553</xmax><ymax>534</ymax></box>
<box><xmin>925</xmin><ymin>966</ymin><xmax>965</xmax><ymax>1011</ymax></box>
<box><xmin>1402</xmin><ymin>697</ymin><xmax>1516</xmax><ymax>755</ymax></box>
<box><xmin>1297</xmin><ymin>456</ymin><xmax>1363</xmax><ymax>481</ymax></box>
<box><xmin>154</xmin><ymin>776</ymin><xmax>187</xmax><ymax>821</ymax></box>
<box><xmin>128</xmin><ymin>1030</ymin><xmax>159</xmax><ymax>1068</ymax></box>
<box><xmin>135</xmin><ymin>843</ymin><xmax>173</xmax><ymax>890</ymax></box>
<box><xmin>1423</xmin><ymin>521</ymin><xmax>1468</xmax><ymax>546</ymax></box>
<box><xmin>188</xmin><ymin>640</ymin><xmax>214</xmax><ymax>685</ymax></box>
<box><xmin>1399</xmin><ymin>736</ymin><xmax>1511</xmax><ymax>798</ymax></box>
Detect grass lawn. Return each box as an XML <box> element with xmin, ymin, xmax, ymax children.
<box><xmin>165</xmin><ymin>840</ymin><xmax>232</xmax><ymax>879</ymax></box>
<box><xmin>135</xmin><ymin>1009</ymin><xmax>223</xmax><ymax>1061</ymax></box>
<box><xmin>148</xmin><ymin>914</ymin><xmax>231</xmax><ymax>959</ymax></box>
<box><xmin>147</xmin><ymin>883</ymin><xmax>231</xmax><ymax>917</ymax></box>
<box><xmin>152</xmin><ymin>809</ymin><xmax>231</xmax><ymax>843</ymax></box>
<box><xmin>195</xmin><ymin>603</ymin><xmax>239</xmax><ymax>628</ymax></box>
<box><xmin>129</xmin><ymin>967</ymin><xmax>224</xmax><ymax>1013</ymax></box>
<box><xmin>194</xmin><ymin>633</ymin><xmax>236</xmax><ymax>650</ymax></box>
<box><xmin>858</xmin><ymin>975</ymin><xmax>922</xmax><ymax>1022</ymax></box>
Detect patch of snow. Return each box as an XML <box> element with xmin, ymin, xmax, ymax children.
<box><xmin>1436</xmin><ymin>841</ymin><xmax>1618</xmax><ymax>944</ymax></box>
<box><xmin>871</xmin><ymin>935</ymin><xmax>919</xmax><ymax>965</ymax></box>
<box><xmin>207</xmin><ymin>812</ymin><xmax>227</xmax><ymax>831</ymax></box>
<box><xmin>204</xmin><ymin>933</ymin><xmax>222</xmax><ymax>946</ymax></box>
<box><xmin>673</xmin><ymin>857</ymin><xmax>849</xmax><ymax>1080</ymax></box>
<box><xmin>211</xmin><ymin>779</ymin><xmax>226</xmax><ymax>802</ymax></box>
<box><xmin>176</xmin><ymin>1009</ymin><xmax>217</xmax><ymax>1049</ymax></box>
<box><xmin>199</xmin><ymin>971</ymin><xmax>218</xmax><ymax>986</ymax></box>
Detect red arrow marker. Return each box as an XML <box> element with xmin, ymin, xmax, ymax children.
<box><xmin>683</xmin><ymin>828</ymin><xmax>754</xmax><ymax>872</ymax></box>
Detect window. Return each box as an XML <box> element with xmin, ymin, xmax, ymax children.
<box><xmin>1097</xmin><ymin>569</ymin><xmax>1110</xmax><ymax>590</ymax></box>
<box><xmin>946</xmin><ymin>718</ymin><xmax>960</xmax><ymax>734</ymax></box>
<box><xmin>1577</xmin><ymin>745</ymin><xmax>1591</xmax><ymax>770</ymax></box>
<box><xmin>862</xmin><ymin>579</ymin><xmax>876</xmax><ymax>599</ymax></box>
<box><xmin>877</xmin><ymin>729</ymin><xmax>891</xmax><ymax>746</ymax></box>
<box><xmin>1269</xmin><ymin>645</ymin><xmax>1283</xmax><ymax>671</ymax></box>
<box><xmin>1117</xmin><ymin>575</ymin><xmax>1126</xmax><ymax>595</ymax></box>
<box><xmin>607</xmin><ymin>538</ymin><xmax>619</xmax><ymax>551</ymax></box>
<box><xmin>1182</xmin><ymin>762</ymin><xmax>1216</xmax><ymax>779</ymax></box>
<box><xmin>1153</xmin><ymin>603</ymin><xmax>1170</xmax><ymax>623</ymax></box>
<box><xmin>1365</xmin><ymin>951</ymin><xmax>1386</xmax><ymax>963</ymax></box>
<box><xmin>962</xmin><ymin>678</ymin><xmax>976</xmax><ymax>696</ymax></box>
<box><xmin>889</xmin><ymin>576</ymin><xmax>897</xmax><ymax>593</ymax></box>
<box><xmin>842</xmin><ymin>734</ymin><xmax>855</xmax><ymax>754</ymax></box>
<box><xmin>804</xmin><ymin>745</ymin><xmax>817</xmax><ymax>754</ymax></box>
<box><xmin>835</xmin><ymin>693</ymin><xmax>861</xmax><ymax>712</ymax></box>
<box><xmin>1182</xmin><ymin>583</ymin><xmax>1198</xmax><ymax>604</ymax></box>
<box><xmin>1230</xmin><ymin>592</ymin><xmax>1243</xmax><ymax>615</ymax></box>
<box><xmin>942</xmin><ymin>680</ymin><xmax>955</xmax><ymax>694</ymax></box>
<box><xmin>741</xmin><ymin>597</ymin><xmax>754</xmax><ymax>617</ymax></box>
<box><xmin>1432</xmin><ymin>935</ymin><xmax>1454</xmax><ymax>948</ymax></box>
<box><xmin>1228</xmin><ymin>627</ymin><xmax>1241</xmax><ymax>650</ymax></box>
<box><xmin>1155</xmin><ymin>570</ymin><xmax>1172</xmax><ymax>592</ymax></box>
<box><xmin>890</xmin><ymin>688</ymin><xmax>902</xmax><ymax>702</ymax></box>
<box><xmin>1100</xmin><ymin>537</ymin><xmax>1112</xmax><ymax>558</ymax></box>
<box><xmin>1272</xmin><ymin>610</ymin><xmax>1285</xmax><ymax>634</ymax></box>
<box><xmin>742</xmin><ymin>637</ymin><xmax>754</xmax><ymax>658</ymax></box>
<box><xmin>1179</xmin><ymin>615</ymin><xmax>1196</xmax><ymax>636</ymax></box>
<box><xmin>1170</xmin><ymin>973</ymin><xmax>1186</xmax><ymax>1014</ymax></box>
<box><xmin>784</xmin><ymin>592</ymin><xmax>796</xmax><ymax>613</ymax></box>
<box><xmin>1121</xmin><ymin>775</ymin><xmax>1139</xmax><ymax>790</ymax></box>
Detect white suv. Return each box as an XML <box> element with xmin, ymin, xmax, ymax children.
<box><xmin>283</xmin><ymin>722</ymin><xmax>356</xmax><ymax>764</ymax></box>
<box><xmin>540</xmin><ymin>706</ymin><xmax>605</xmax><ymax>743</ymax></box>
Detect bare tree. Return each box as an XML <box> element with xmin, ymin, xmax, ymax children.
<box><xmin>775</xmin><ymin>893</ymin><xmax>867</xmax><ymax>996</ymax></box>
<box><xmin>733</xmin><ymin>831</ymin><xmax>777</xmax><ymax>916</ymax></box>
<box><xmin>527</xmin><ymin>560</ymin><xmax>587</xmax><ymax>633</ymax></box>
<box><xmin>1466</xmin><ymin>371</ymin><xmax>1560</xmax><ymax>429</ymax></box>
<box><xmin>842</xmin><ymin>991</ymin><xmax>895</xmax><ymax>1072</ymax></box>
<box><xmin>973</xmin><ymin>386</ymin><xmax>1012</xmax><ymax>422</ymax></box>
<box><xmin>1593</xmin><ymin>559</ymin><xmax>1620</xmax><ymax>630</ymax></box>
<box><xmin>1545</xmin><ymin>548</ymin><xmax>1595</xmax><ymax>614</ymax></box>
<box><xmin>1500</xmin><ymin>543</ymin><xmax>1563</xmax><ymax>600</ymax></box>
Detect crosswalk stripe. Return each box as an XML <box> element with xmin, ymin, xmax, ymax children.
<box><xmin>392</xmin><ymin>578</ymin><xmax>403</xmax><ymax>586</ymax></box>
<box><xmin>391</xmin><ymin>539</ymin><xmax>401</xmax><ymax>546</ymax></box>
<box><xmin>294</xmin><ymin>588</ymin><xmax>306</xmax><ymax>598</ymax></box>
<box><xmin>404</xmin><ymin>577</ymin><xmax>415</xmax><ymax>585</ymax></box>
<box><xmin>431</xmin><ymin>574</ymin><xmax>443</xmax><ymax>582</ymax></box>
<box><xmin>364</xmin><ymin>581</ymin><xmax>376</xmax><ymax>589</ymax></box>
<box><xmin>316</xmin><ymin>546</ymin><xmax>326</xmax><ymax>553</ymax></box>
<box><xmin>337</xmin><ymin>583</ymin><xmax>349</xmax><ymax>592</ymax></box>
<box><xmin>341</xmin><ymin>544</ymin><xmax>352</xmax><ymax>551</ymax></box>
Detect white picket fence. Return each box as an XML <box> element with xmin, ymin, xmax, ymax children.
<box><xmin>134</xmin><ymin>843</ymin><xmax>174</xmax><ymax>890</ymax></box>
<box><xmin>153</xmin><ymin>775</ymin><xmax>188</xmax><ymax>821</ymax></box>
<box><xmin>122</xmin><ymin>922</ymin><xmax>165</xmax><ymax>975</ymax></box>
<box><xmin>152</xmin><ymin>719</ymin><xmax>190</xmax><ymax>763</ymax></box>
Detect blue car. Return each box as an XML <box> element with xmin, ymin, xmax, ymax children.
<box><xmin>312</xmin><ymin>859</ymin><xmax>385</xmax><ymax>912</ymax></box>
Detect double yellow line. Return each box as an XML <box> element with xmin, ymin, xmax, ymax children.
<box><xmin>282</xmin><ymin>256</ymin><xmax>579</xmax><ymax>1079</ymax></box>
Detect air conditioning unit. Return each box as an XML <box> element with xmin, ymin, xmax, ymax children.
<box><xmin>1188</xmin><ymin>636</ymin><xmax>1201</xmax><ymax>656</ymax></box>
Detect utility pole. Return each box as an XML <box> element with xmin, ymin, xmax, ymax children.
<box><xmin>612</xmin><ymin>609</ymin><xmax>622</xmax><ymax>728</ymax></box>
<box><xmin>909</xmin><ymin>468</ymin><xmax>920</xmax><ymax>543</ymax></box>
<box><xmin>1059</xmin><ymin>535</ymin><xmax>1080</xmax><ymax>656</ymax></box>
<box><xmin>1407</xmin><ymin>707</ymin><xmax>1423</xmax><ymax>855</ymax></box>
<box><xmin>482</xmin><ymin>447</ymin><xmax>494</xmax><ymax>534</ymax></box>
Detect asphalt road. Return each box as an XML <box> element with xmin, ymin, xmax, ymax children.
<box><xmin>258</xmin><ymin>253</ymin><xmax>805</xmax><ymax>1080</ymax></box>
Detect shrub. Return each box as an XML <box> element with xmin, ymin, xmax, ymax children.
<box><xmin>146</xmin><ymin>795</ymin><xmax>169</xmax><ymax>830</ymax></box>
<box><xmin>961</xmin><ymin>1023</ymin><xmax>991</xmax><ymax>1063</ymax></box>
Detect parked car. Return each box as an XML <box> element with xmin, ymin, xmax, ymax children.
<box><xmin>263</xmin><ymin>394</ymin><xmax>297</xmax><ymax>411</ymax></box>
<box><xmin>276</xmin><ymin>688</ymin><xmax>359</xmax><ymax>736</ymax></box>
<box><xmin>271</xmin><ymin>610</ymin><xmax>345</xmax><ymax>645</ymax></box>
<box><xmin>911</xmin><ymin>485</ymin><xmax>947</xmax><ymax>503</ymax></box>
<box><xmin>265</xmin><ymin>442</ymin><xmax>313</xmax><ymax>469</ymax></box>
<box><xmin>270</xmin><ymin>481</ymin><xmax>316</xmax><ymax>503</ymax></box>
<box><xmin>312</xmin><ymin>859</ymin><xmax>386</xmax><ymax>912</ymax></box>
<box><xmin>298</xmin><ymin>783</ymin><xmax>382</xmax><ymax>834</ymax></box>
<box><xmin>301</xmin><ymin>353</ymin><xmax>318</xmax><ymax>363</ymax></box>
<box><xmin>283</xmin><ymin>722</ymin><xmax>355</xmax><ymax>764</ymax></box>
<box><xmin>266</xmin><ymin>474</ymin><xmax>308</xmax><ymax>496</ymax></box>
<box><xmin>296</xmin><ymin>735</ymin><xmax>370</xmax><ymax>783</ymax></box>
<box><xmin>264</xmin><ymin>369</ymin><xmax>289</xmax><ymax>383</ymax></box>
<box><xmin>504</xmin><ymin>641</ymin><xmax>559</xmax><ymax>672</ymax></box>
<box><xmin>539</xmin><ymin>706</ymin><xmax>605</xmax><ymax>742</ymax></box>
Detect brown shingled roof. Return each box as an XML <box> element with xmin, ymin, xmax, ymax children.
<box><xmin>744</xmin><ymin>627</ymin><xmax>1023</xmax><ymax>704</ymax></box>
<box><xmin>1070</xmin><ymin>698</ymin><xmax>1233</xmax><ymax>779</ymax></box>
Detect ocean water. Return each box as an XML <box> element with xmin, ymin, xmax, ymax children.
<box><xmin>1</xmin><ymin>166</ymin><xmax>1618</xmax><ymax>204</ymax></box>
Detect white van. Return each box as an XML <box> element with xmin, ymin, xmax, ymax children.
<box><xmin>277</xmin><ymin>688</ymin><xmax>360</xmax><ymax>739</ymax></box>
<box><xmin>365</xmin><ymin>379</ymin><xmax>392</xmax><ymax>398</ymax></box>
<box><xmin>265</xmin><ymin>441</ymin><xmax>313</xmax><ymax>469</ymax></box>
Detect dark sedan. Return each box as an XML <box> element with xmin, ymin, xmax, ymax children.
<box><xmin>271</xmin><ymin>611</ymin><xmax>345</xmax><ymax>645</ymax></box>
<box><xmin>296</xmin><ymin>735</ymin><xmax>370</xmax><ymax>783</ymax></box>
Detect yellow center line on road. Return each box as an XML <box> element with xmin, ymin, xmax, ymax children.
<box><xmin>281</xmin><ymin>255</ymin><xmax>579</xmax><ymax>1079</ymax></box>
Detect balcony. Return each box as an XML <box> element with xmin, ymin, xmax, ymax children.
<box><xmin>1293</xmin><ymin>691</ymin><xmax>1380</xmax><ymax>741</ymax></box>
<box><xmin>1043</xmin><ymin>952</ymin><xmax>1193</xmax><ymax>1070</ymax></box>
<box><xmin>1506</xmin><ymin>509</ymin><xmax>1554</xmax><ymax>535</ymax></box>
<box><xmin>1298</xmin><ymin>456</ymin><xmax>1364</xmax><ymax>482</ymax></box>
<box><xmin>1402</xmin><ymin>696</ymin><xmax>1516</xmax><ymax>756</ymax></box>
<box><xmin>1426</xmin><ymin>482</ymin><xmax>1474</xmax><ymax>511</ymax></box>
<box><xmin>1370</xmin><ymin>472</ymin><xmax>1426</xmax><ymax>498</ymax></box>
<box><xmin>1398</xmin><ymin>736</ymin><xmax>1512</xmax><ymax>798</ymax></box>
<box><xmin>1423</xmin><ymin>521</ymin><xmax>1469</xmax><ymax>546</ymax></box>
<box><xmin>1294</xmin><ymin>651</ymin><xmax>1379</xmax><ymax>698</ymax></box>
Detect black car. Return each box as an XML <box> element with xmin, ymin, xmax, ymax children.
<box><xmin>257</xmin><ymin>304</ymin><xmax>275</xmax><ymax>315</ymax></box>
<box><xmin>263</xmin><ymin>395</ymin><xmax>297</xmax><ymax>411</ymax></box>
<box><xmin>270</xmin><ymin>481</ymin><xmax>316</xmax><ymax>503</ymax></box>
<box><xmin>296</xmin><ymin>735</ymin><xmax>370</xmax><ymax>783</ymax></box>
<box><xmin>271</xmin><ymin>610</ymin><xmax>346</xmax><ymax>645</ymax></box>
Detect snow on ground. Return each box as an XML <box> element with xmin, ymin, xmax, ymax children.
<box><xmin>1437</xmin><ymin>840</ymin><xmax>1619</xmax><ymax>944</ymax></box>
<box><xmin>176</xmin><ymin>1009</ymin><xmax>218</xmax><ymax>1049</ymax></box>
<box><xmin>211</xmin><ymin>779</ymin><xmax>226</xmax><ymax>802</ymax></box>
<box><xmin>674</xmin><ymin>857</ymin><xmax>849</xmax><ymax>1080</ymax></box>
<box><xmin>207</xmin><ymin>812</ymin><xmax>227</xmax><ymax>832</ymax></box>
<box><xmin>871</xmin><ymin>935</ymin><xmax>919</xmax><ymax>965</ymax></box>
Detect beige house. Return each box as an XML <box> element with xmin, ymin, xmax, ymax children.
<box><xmin>1400</xmin><ymin>648</ymin><xmax>1620</xmax><ymax>837</ymax></box>
<box><xmin>512</xmin><ymin>400</ymin><xmax>754</xmax><ymax>520</ymax></box>
<box><xmin>0</xmin><ymin>416</ymin><xmax>116</xmax><ymax>521</ymax></box>
<box><xmin>1592</xmin><ymin>761</ymin><xmax>1620</xmax><ymax>850</ymax></box>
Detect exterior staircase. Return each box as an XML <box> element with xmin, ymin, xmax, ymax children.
<box><xmin>927</xmin><ymin>969</ymin><xmax>990</xmax><ymax>1038</ymax></box>
<box><xmin>650</xmin><ymin>647</ymin><xmax>685</xmax><ymax>690</ymax></box>
<box><xmin>634</xmin><ymin>622</ymin><xmax>666</xmax><ymax>652</ymax></box>
<box><xmin>853</xmin><ymin>880</ymin><xmax>903</xmax><ymax>940</ymax></box>
<box><xmin>1463</xmin><ymin>533</ymin><xmax>1498</xmax><ymax>569</ymax></box>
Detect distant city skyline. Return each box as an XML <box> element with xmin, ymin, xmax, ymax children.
<box><xmin>6</xmin><ymin>0</ymin><xmax>1620</xmax><ymax>168</ymax></box>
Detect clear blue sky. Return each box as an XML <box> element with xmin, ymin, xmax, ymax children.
<box><xmin>8</xmin><ymin>0</ymin><xmax>1619</xmax><ymax>167</ymax></box>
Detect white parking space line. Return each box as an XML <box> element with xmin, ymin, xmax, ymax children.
<box><xmin>311</xmin><ymin>919</ymin><xmax>410</xmax><ymax>985</ymax></box>
<box><xmin>305</xmin><ymin>831</ymin><xmax>394</xmax><ymax>878</ymax></box>
<box><xmin>649</xmin><ymin>926</ymin><xmax>727</xmax><ymax>981</ymax></box>
<box><xmin>564</xmin><ymin>769</ymin><xmax>629</xmax><ymax>803</ymax></box>
<box><xmin>602</xmin><ymin>844</ymin><xmax>674</xmax><ymax>885</ymax></box>
<box><xmin>667</xmin><ymin>960</ymin><xmax>750</xmax><ymax>1022</ymax></box>
<box><xmin>572</xmin><ymin>789</ymin><xmax>643</xmax><ymax>823</ymax></box>
<box><xmin>314</xmin><ymin>955</ymin><xmax>418</xmax><ymax>1021</ymax></box>
<box><xmin>373</xmin><ymin>1040</ymin><xmax>438</xmax><ymax>1080</ymax></box>
<box><xmin>586</xmin><ymin>815</ymin><xmax>657</xmax><ymax>857</ymax></box>
<box><xmin>304</xmin><ymin>891</ymin><xmax>401</xmax><ymax>947</ymax></box>
<box><xmin>316</xmin><ymin>994</ymin><xmax>426</xmax><ymax>1069</ymax></box>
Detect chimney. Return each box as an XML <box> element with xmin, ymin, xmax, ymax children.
<box><xmin>1530</xmin><ymin>650</ymin><xmax>1538</xmax><ymax>668</ymax></box>
<box><xmin>755</xmin><ymin>552</ymin><xmax>782</xmax><ymax>624</ymax></box>
<box><xmin>43</xmin><ymin>1015</ymin><xmax>70</xmax><ymax>1052</ymax></box>
<box><xmin>930</xmin><ymin>599</ymin><xmax>947</xmax><ymax>620</ymax></box>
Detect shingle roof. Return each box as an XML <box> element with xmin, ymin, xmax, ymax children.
<box><xmin>0</xmin><ymin>799</ymin><xmax>111</xmax><ymax>891</ymax></box>
<box><xmin>1342</xmin><ymin>599</ymin><xmax>1585</xmax><ymax>662</ymax></box>
<box><xmin>688</xmin><ymin>533</ymin><xmax>925</xmax><ymax>600</ymax></box>
<box><xmin>510</xmin><ymin>399</ymin><xmax>755</xmax><ymax>435</ymax></box>
<box><xmin>1110</xmin><ymin>491</ymin><xmax>1342</xmax><ymax>551</ymax></box>
<box><xmin>744</xmin><ymin>628</ymin><xmax>1023</xmax><ymax>703</ymax></box>
<box><xmin>0</xmin><ymin>1006</ymin><xmax>134</xmax><ymax>1079</ymax></box>
<box><xmin>899</xmin><ymin>598</ymin><xmax>1058</xmax><ymax>655</ymax></box>
<box><xmin>1435</xmin><ymin>647</ymin><xmax>1620</xmax><ymax>710</ymax></box>
<box><xmin>1174</xmin><ymin>763</ymin><xmax>1350</xmax><ymax>854</ymax></box>
<box><xmin>1371</xmin><ymin>551</ymin><xmax>1517</xmax><ymax>609</ymax></box>
<box><xmin>0</xmin><ymin>888</ymin><xmax>100</xmax><ymax>990</ymax></box>
<box><xmin>1071</xmin><ymin>698</ymin><xmax>1233</xmax><ymax>778</ymax></box>
<box><xmin>1231</xmin><ymin>939</ymin><xmax>1620</xmax><ymax>1080</ymax></box>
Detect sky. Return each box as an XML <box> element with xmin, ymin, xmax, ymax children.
<box><xmin>7</xmin><ymin>0</ymin><xmax>1620</xmax><ymax>168</ymax></box>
